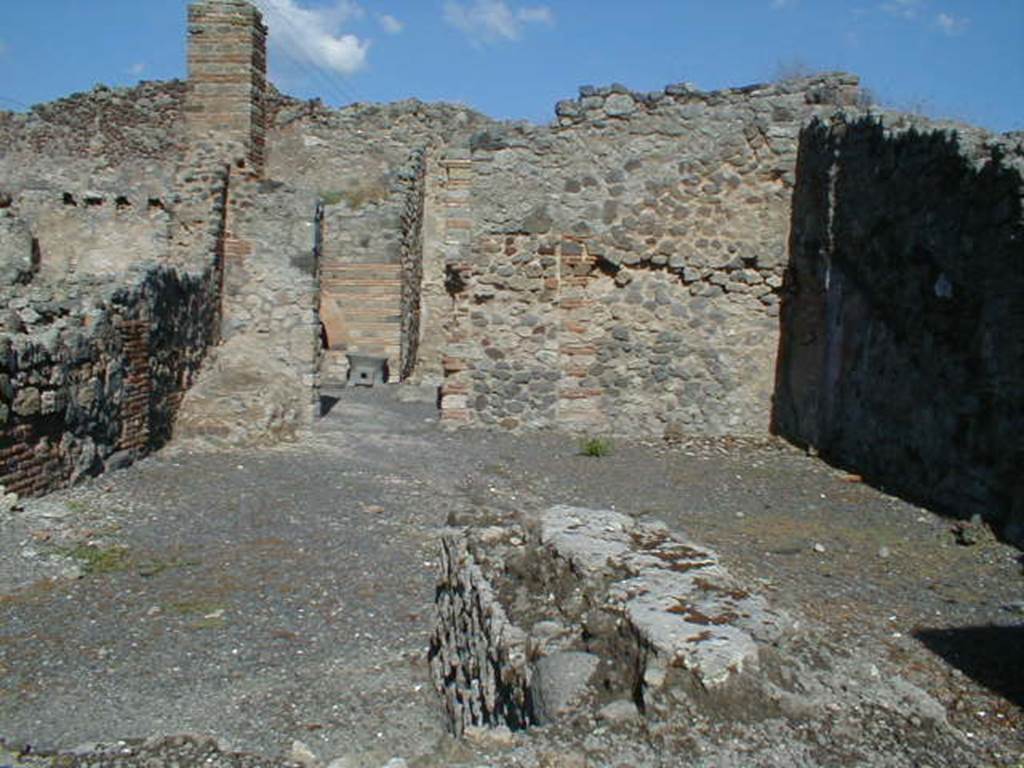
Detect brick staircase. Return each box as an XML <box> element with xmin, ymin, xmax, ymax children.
<box><xmin>321</xmin><ymin>262</ymin><xmax>403</xmax><ymax>383</ymax></box>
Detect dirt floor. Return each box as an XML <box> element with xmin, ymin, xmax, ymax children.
<box><xmin>1</xmin><ymin>386</ymin><xmax>1021</xmax><ymax>767</ymax></box>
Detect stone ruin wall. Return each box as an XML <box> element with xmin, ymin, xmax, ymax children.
<box><xmin>5</xmin><ymin>189</ymin><xmax>174</xmax><ymax>282</ymax></box>
<box><xmin>258</xmin><ymin>96</ymin><xmax>496</xmax><ymax>384</ymax></box>
<box><xmin>1</xmin><ymin>0</ymin><xmax>1021</xmax><ymax>534</ymax></box>
<box><xmin>0</xmin><ymin>0</ymin><xmax>320</xmax><ymax>489</ymax></box>
<box><xmin>264</xmin><ymin>97</ymin><xmax>494</xmax><ymax>198</ymax></box>
<box><xmin>0</xmin><ymin>78</ymin><xmax>189</xmax><ymax>293</ymax></box>
<box><xmin>398</xmin><ymin>150</ymin><xmax>427</xmax><ymax>382</ymax></box>
<box><xmin>0</xmin><ymin>154</ymin><xmax>229</xmax><ymax>497</ymax></box>
<box><xmin>775</xmin><ymin>115</ymin><xmax>1024</xmax><ymax>536</ymax></box>
<box><xmin>437</xmin><ymin>75</ymin><xmax>863</xmax><ymax>436</ymax></box>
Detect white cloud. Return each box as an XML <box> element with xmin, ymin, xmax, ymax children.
<box><xmin>880</xmin><ymin>0</ymin><xmax>924</xmax><ymax>19</ymax></box>
<box><xmin>129</xmin><ymin>62</ymin><xmax>146</xmax><ymax>76</ymax></box>
<box><xmin>443</xmin><ymin>0</ymin><xmax>554</xmax><ymax>45</ymax></box>
<box><xmin>771</xmin><ymin>0</ymin><xmax>798</xmax><ymax>9</ymax></box>
<box><xmin>378</xmin><ymin>13</ymin><xmax>404</xmax><ymax>34</ymax></box>
<box><xmin>254</xmin><ymin>0</ymin><xmax>370</xmax><ymax>75</ymax></box>
<box><xmin>517</xmin><ymin>6</ymin><xmax>554</xmax><ymax>24</ymax></box>
<box><xmin>936</xmin><ymin>12</ymin><xmax>968</xmax><ymax>35</ymax></box>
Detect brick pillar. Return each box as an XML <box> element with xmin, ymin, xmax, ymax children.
<box><xmin>186</xmin><ymin>0</ymin><xmax>268</xmax><ymax>175</ymax></box>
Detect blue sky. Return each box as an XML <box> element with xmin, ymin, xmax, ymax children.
<box><xmin>1</xmin><ymin>1</ymin><xmax>1021</xmax><ymax>132</ymax></box>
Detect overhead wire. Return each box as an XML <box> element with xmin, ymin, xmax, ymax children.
<box><xmin>259</xmin><ymin>0</ymin><xmax>365</xmax><ymax>107</ymax></box>
<box><xmin>0</xmin><ymin>96</ymin><xmax>30</xmax><ymax>110</ymax></box>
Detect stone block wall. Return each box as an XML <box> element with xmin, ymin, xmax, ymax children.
<box><xmin>439</xmin><ymin>74</ymin><xmax>863</xmax><ymax>436</ymax></box>
<box><xmin>186</xmin><ymin>0</ymin><xmax>268</xmax><ymax>175</ymax></box>
<box><xmin>775</xmin><ymin>115</ymin><xmax>1024</xmax><ymax>533</ymax></box>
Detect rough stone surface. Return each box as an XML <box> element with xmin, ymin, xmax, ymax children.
<box><xmin>0</xmin><ymin>210</ymin><xmax>36</xmax><ymax>285</ymax></box>
<box><xmin>431</xmin><ymin>504</ymin><xmax>790</xmax><ymax>734</ymax></box>
<box><xmin>530</xmin><ymin>651</ymin><xmax>599</xmax><ymax>723</ymax></box>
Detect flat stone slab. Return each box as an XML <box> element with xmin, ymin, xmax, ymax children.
<box><xmin>541</xmin><ymin>505</ymin><xmax>788</xmax><ymax>689</ymax></box>
<box><xmin>432</xmin><ymin>504</ymin><xmax>791</xmax><ymax>736</ymax></box>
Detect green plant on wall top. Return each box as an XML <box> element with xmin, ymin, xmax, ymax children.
<box><xmin>319</xmin><ymin>178</ymin><xmax>390</xmax><ymax>209</ymax></box>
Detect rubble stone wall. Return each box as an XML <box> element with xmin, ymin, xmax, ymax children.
<box><xmin>217</xmin><ymin>173</ymin><xmax>322</xmax><ymax>423</ymax></box>
<box><xmin>0</xmin><ymin>81</ymin><xmax>187</xmax><ymax>191</ymax></box>
<box><xmin>439</xmin><ymin>74</ymin><xmax>863</xmax><ymax>436</ymax></box>
<box><xmin>399</xmin><ymin>150</ymin><xmax>427</xmax><ymax>380</ymax></box>
<box><xmin>775</xmin><ymin>116</ymin><xmax>1024</xmax><ymax>532</ymax></box>
<box><xmin>264</xmin><ymin>98</ymin><xmax>494</xmax><ymax>197</ymax></box>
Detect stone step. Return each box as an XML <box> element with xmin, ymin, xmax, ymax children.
<box><xmin>347</xmin><ymin>331</ymin><xmax>401</xmax><ymax>344</ymax></box>
<box><xmin>344</xmin><ymin>325</ymin><xmax>399</xmax><ymax>335</ymax></box>
<box><xmin>342</xmin><ymin>309</ymin><xmax>402</xmax><ymax>322</ymax></box>
<box><xmin>322</xmin><ymin>273</ymin><xmax>403</xmax><ymax>283</ymax></box>
<box><xmin>348</xmin><ymin>327</ymin><xmax>403</xmax><ymax>335</ymax></box>
<box><xmin>322</xmin><ymin>263</ymin><xmax>402</xmax><ymax>279</ymax></box>
<box><xmin>323</xmin><ymin>282</ymin><xmax>402</xmax><ymax>295</ymax></box>
<box><xmin>345</xmin><ymin>344</ymin><xmax>401</xmax><ymax>354</ymax></box>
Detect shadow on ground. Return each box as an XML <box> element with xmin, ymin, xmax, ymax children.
<box><xmin>914</xmin><ymin>625</ymin><xmax>1024</xmax><ymax>707</ymax></box>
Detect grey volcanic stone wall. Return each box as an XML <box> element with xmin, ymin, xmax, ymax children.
<box><xmin>0</xmin><ymin>268</ymin><xmax>219</xmax><ymax>497</ymax></box>
<box><xmin>775</xmin><ymin>115</ymin><xmax>1024</xmax><ymax>536</ymax></box>
<box><xmin>440</xmin><ymin>74</ymin><xmax>863</xmax><ymax>436</ymax></box>
<box><xmin>0</xmin><ymin>202</ymin><xmax>37</xmax><ymax>286</ymax></box>
<box><xmin>265</xmin><ymin>97</ymin><xmax>494</xmax><ymax>195</ymax></box>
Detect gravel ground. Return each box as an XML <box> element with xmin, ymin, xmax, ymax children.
<box><xmin>1</xmin><ymin>386</ymin><xmax>1021</xmax><ymax>767</ymax></box>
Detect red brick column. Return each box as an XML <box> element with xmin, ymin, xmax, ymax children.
<box><xmin>186</xmin><ymin>0</ymin><xmax>268</xmax><ymax>175</ymax></box>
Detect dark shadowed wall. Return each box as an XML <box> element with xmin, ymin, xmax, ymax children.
<box><xmin>774</xmin><ymin>116</ymin><xmax>1024</xmax><ymax>532</ymax></box>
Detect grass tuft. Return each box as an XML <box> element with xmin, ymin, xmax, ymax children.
<box><xmin>580</xmin><ymin>436</ymin><xmax>613</xmax><ymax>458</ymax></box>
<box><xmin>60</xmin><ymin>543</ymin><xmax>132</xmax><ymax>575</ymax></box>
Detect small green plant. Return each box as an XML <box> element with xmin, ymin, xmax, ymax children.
<box><xmin>63</xmin><ymin>500</ymin><xmax>91</xmax><ymax>515</ymax></box>
<box><xmin>580</xmin><ymin>436</ymin><xmax>613</xmax><ymax>458</ymax></box>
<box><xmin>319</xmin><ymin>178</ymin><xmax>390</xmax><ymax>209</ymax></box>
<box><xmin>319</xmin><ymin>190</ymin><xmax>345</xmax><ymax>206</ymax></box>
<box><xmin>60</xmin><ymin>543</ymin><xmax>132</xmax><ymax>575</ymax></box>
